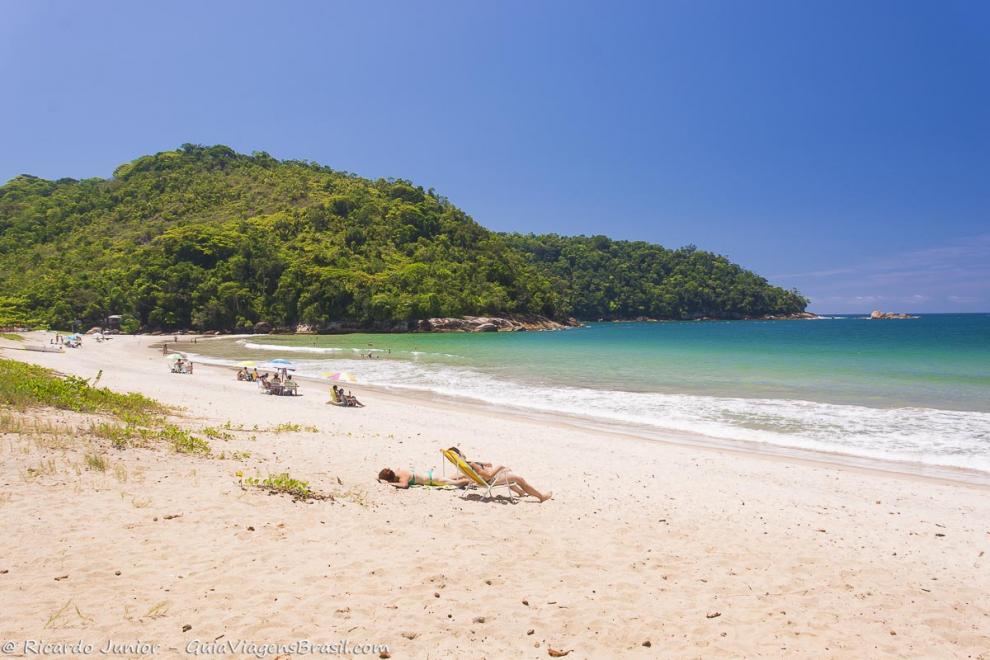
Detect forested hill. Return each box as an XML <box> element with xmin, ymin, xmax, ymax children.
<box><xmin>0</xmin><ymin>144</ymin><xmax>807</xmax><ymax>331</ymax></box>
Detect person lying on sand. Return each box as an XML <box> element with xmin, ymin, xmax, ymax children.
<box><xmin>344</xmin><ymin>389</ymin><xmax>365</xmax><ymax>407</ymax></box>
<box><xmin>448</xmin><ymin>446</ymin><xmax>553</xmax><ymax>502</ymax></box>
<box><xmin>377</xmin><ymin>468</ymin><xmax>469</xmax><ymax>489</ymax></box>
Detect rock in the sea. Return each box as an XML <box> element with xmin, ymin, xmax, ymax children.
<box><xmin>253</xmin><ymin>321</ymin><xmax>273</xmax><ymax>334</ymax></box>
<box><xmin>419</xmin><ymin>315</ymin><xmax>577</xmax><ymax>333</ymax></box>
<box><xmin>294</xmin><ymin>323</ymin><xmax>317</xmax><ymax>334</ymax></box>
<box><xmin>755</xmin><ymin>311</ymin><xmax>820</xmax><ymax>320</ymax></box>
<box><xmin>869</xmin><ymin>310</ymin><xmax>917</xmax><ymax>320</ymax></box>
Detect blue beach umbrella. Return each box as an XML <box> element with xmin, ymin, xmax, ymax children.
<box><xmin>264</xmin><ymin>358</ymin><xmax>296</xmax><ymax>371</ymax></box>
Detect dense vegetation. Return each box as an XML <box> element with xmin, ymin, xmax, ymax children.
<box><xmin>0</xmin><ymin>145</ymin><xmax>806</xmax><ymax>331</ymax></box>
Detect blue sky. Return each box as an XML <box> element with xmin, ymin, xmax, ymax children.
<box><xmin>2</xmin><ymin>0</ymin><xmax>987</xmax><ymax>313</ymax></box>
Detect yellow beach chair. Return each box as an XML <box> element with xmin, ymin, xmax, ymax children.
<box><xmin>441</xmin><ymin>449</ymin><xmax>515</xmax><ymax>499</ymax></box>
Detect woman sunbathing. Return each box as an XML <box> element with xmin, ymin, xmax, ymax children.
<box><xmin>377</xmin><ymin>468</ymin><xmax>468</xmax><ymax>489</ymax></box>
<box><xmin>447</xmin><ymin>446</ymin><xmax>553</xmax><ymax>502</ymax></box>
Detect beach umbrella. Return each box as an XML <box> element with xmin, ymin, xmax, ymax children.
<box><xmin>263</xmin><ymin>360</ymin><xmax>295</xmax><ymax>371</ymax></box>
<box><xmin>166</xmin><ymin>353</ymin><xmax>182</xmax><ymax>361</ymax></box>
<box><xmin>323</xmin><ymin>371</ymin><xmax>357</xmax><ymax>383</ymax></box>
<box><xmin>270</xmin><ymin>358</ymin><xmax>292</xmax><ymax>365</ymax></box>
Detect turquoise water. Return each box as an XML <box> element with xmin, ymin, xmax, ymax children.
<box><xmin>191</xmin><ymin>314</ymin><xmax>990</xmax><ymax>472</ymax></box>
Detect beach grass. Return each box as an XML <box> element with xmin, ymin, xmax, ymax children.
<box><xmin>0</xmin><ymin>358</ymin><xmax>167</xmax><ymax>421</ymax></box>
<box><xmin>84</xmin><ymin>453</ymin><xmax>108</xmax><ymax>472</ymax></box>
<box><xmin>0</xmin><ymin>357</ymin><xmax>220</xmax><ymax>457</ymax></box>
<box><xmin>271</xmin><ymin>422</ymin><xmax>315</xmax><ymax>433</ymax></box>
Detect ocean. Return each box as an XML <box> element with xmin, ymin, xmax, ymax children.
<box><xmin>188</xmin><ymin>314</ymin><xmax>990</xmax><ymax>474</ymax></box>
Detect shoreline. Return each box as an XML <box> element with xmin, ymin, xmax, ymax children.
<box><xmin>245</xmin><ymin>365</ymin><xmax>990</xmax><ymax>489</ymax></box>
<box><xmin>174</xmin><ymin>339</ymin><xmax>990</xmax><ymax>487</ymax></box>
<box><xmin>46</xmin><ymin>312</ymin><xmax>827</xmax><ymax>341</ymax></box>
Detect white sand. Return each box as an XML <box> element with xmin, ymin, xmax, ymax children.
<box><xmin>1</xmin><ymin>333</ymin><xmax>988</xmax><ymax>658</ymax></box>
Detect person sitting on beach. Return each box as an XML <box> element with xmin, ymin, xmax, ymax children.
<box><xmin>236</xmin><ymin>367</ymin><xmax>248</xmax><ymax>381</ymax></box>
<box><xmin>344</xmin><ymin>389</ymin><xmax>365</xmax><ymax>407</ymax></box>
<box><xmin>252</xmin><ymin>368</ymin><xmax>260</xmax><ymax>381</ymax></box>
<box><xmin>448</xmin><ymin>446</ymin><xmax>553</xmax><ymax>502</ymax></box>
<box><xmin>377</xmin><ymin>468</ymin><xmax>468</xmax><ymax>489</ymax></box>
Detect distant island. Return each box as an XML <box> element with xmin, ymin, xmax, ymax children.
<box><xmin>0</xmin><ymin>144</ymin><xmax>807</xmax><ymax>333</ymax></box>
<box><xmin>868</xmin><ymin>310</ymin><xmax>919</xmax><ymax>320</ymax></box>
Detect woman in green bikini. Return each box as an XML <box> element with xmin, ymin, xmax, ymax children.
<box><xmin>377</xmin><ymin>467</ymin><xmax>469</xmax><ymax>489</ymax></box>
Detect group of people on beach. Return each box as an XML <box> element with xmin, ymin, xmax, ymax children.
<box><xmin>51</xmin><ymin>333</ymin><xmax>82</xmax><ymax>348</ymax></box>
<box><xmin>170</xmin><ymin>357</ymin><xmax>193</xmax><ymax>374</ymax></box>
<box><xmin>236</xmin><ymin>367</ymin><xmax>261</xmax><ymax>382</ymax></box>
<box><xmin>235</xmin><ymin>367</ymin><xmax>299</xmax><ymax>395</ymax></box>
<box><xmin>232</xmin><ymin>359</ymin><xmax>550</xmax><ymax>502</ymax></box>
<box><xmin>377</xmin><ymin>446</ymin><xmax>553</xmax><ymax>503</ymax></box>
<box><xmin>328</xmin><ymin>384</ymin><xmax>364</xmax><ymax>407</ymax></box>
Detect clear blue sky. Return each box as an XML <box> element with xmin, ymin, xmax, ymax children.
<box><xmin>2</xmin><ymin>0</ymin><xmax>987</xmax><ymax>313</ymax></box>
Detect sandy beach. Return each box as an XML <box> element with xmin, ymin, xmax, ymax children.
<box><xmin>1</xmin><ymin>333</ymin><xmax>988</xmax><ymax>658</ymax></box>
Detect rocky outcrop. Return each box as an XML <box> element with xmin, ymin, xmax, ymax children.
<box><xmin>253</xmin><ymin>321</ymin><xmax>273</xmax><ymax>334</ymax></box>
<box><xmin>417</xmin><ymin>315</ymin><xmax>578</xmax><ymax>333</ymax></box>
<box><xmin>756</xmin><ymin>311</ymin><xmax>821</xmax><ymax>320</ymax></box>
<box><xmin>294</xmin><ymin>324</ymin><xmax>317</xmax><ymax>334</ymax></box>
<box><xmin>869</xmin><ymin>310</ymin><xmax>918</xmax><ymax>320</ymax></box>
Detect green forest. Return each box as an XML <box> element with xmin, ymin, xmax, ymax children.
<box><xmin>0</xmin><ymin>145</ymin><xmax>807</xmax><ymax>332</ymax></box>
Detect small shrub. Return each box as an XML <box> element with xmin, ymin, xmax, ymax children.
<box><xmin>159</xmin><ymin>425</ymin><xmax>210</xmax><ymax>455</ymax></box>
<box><xmin>272</xmin><ymin>422</ymin><xmax>303</xmax><ymax>433</ymax></box>
<box><xmin>245</xmin><ymin>472</ymin><xmax>314</xmax><ymax>499</ymax></box>
<box><xmin>201</xmin><ymin>426</ymin><xmax>234</xmax><ymax>441</ymax></box>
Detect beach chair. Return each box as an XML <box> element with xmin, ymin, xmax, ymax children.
<box><xmin>441</xmin><ymin>449</ymin><xmax>515</xmax><ymax>500</ymax></box>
